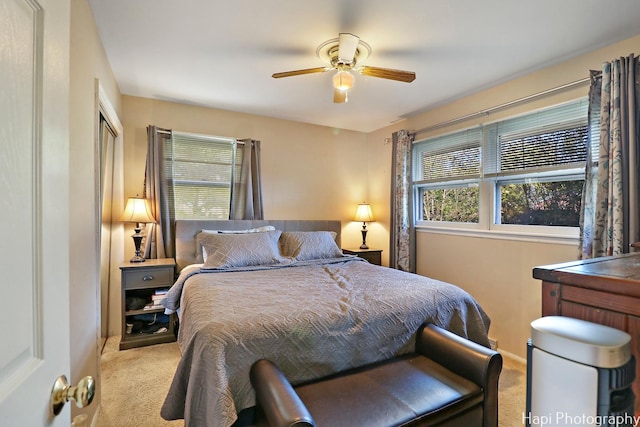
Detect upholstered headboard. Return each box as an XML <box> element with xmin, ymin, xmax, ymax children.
<box><xmin>174</xmin><ymin>219</ymin><xmax>342</xmax><ymax>272</ymax></box>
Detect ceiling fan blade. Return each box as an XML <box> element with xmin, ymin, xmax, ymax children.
<box><xmin>338</xmin><ymin>33</ymin><xmax>359</xmax><ymax>63</ymax></box>
<box><xmin>333</xmin><ymin>88</ymin><xmax>347</xmax><ymax>103</ymax></box>
<box><xmin>359</xmin><ymin>66</ymin><xmax>416</xmax><ymax>83</ymax></box>
<box><xmin>272</xmin><ymin>67</ymin><xmax>328</xmax><ymax>79</ymax></box>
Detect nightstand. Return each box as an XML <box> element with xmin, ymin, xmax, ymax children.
<box><xmin>119</xmin><ymin>258</ymin><xmax>176</xmax><ymax>350</ymax></box>
<box><xmin>342</xmin><ymin>248</ymin><xmax>383</xmax><ymax>266</ymax></box>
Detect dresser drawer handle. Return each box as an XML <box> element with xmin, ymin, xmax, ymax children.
<box><xmin>142</xmin><ymin>275</ymin><xmax>155</xmax><ymax>281</ymax></box>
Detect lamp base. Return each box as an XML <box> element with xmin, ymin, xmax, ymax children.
<box><xmin>360</xmin><ymin>225</ymin><xmax>369</xmax><ymax>250</ymax></box>
<box><xmin>130</xmin><ymin>228</ymin><xmax>146</xmax><ymax>263</ymax></box>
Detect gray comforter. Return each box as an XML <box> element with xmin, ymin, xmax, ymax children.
<box><xmin>160</xmin><ymin>257</ymin><xmax>491</xmax><ymax>427</ymax></box>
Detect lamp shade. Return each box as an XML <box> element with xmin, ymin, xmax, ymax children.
<box><xmin>119</xmin><ymin>197</ymin><xmax>156</xmax><ymax>224</ymax></box>
<box><xmin>354</xmin><ymin>203</ymin><xmax>374</xmax><ymax>222</ymax></box>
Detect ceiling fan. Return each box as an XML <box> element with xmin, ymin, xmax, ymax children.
<box><xmin>272</xmin><ymin>33</ymin><xmax>416</xmax><ymax>103</ymax></box>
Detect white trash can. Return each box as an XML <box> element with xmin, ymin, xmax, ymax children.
<box><xmin>526</xmin><ymin>316</ymin><xmax>635</xmax><ymax>427</ymax></box>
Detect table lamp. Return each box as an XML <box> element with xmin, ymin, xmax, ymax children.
<box><xmin>354</xmin><ymin>203</ymin><xmax>374</xmax><ymax>249</ymax></box>
<box><xmin>120</xmin><ymin>196</ymin><xmax>156</xmax><ymax>262</ymax></box>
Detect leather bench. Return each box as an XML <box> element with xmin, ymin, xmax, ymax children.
<box><xmin>250</xmin><ymin>323</ymin><xmax>503</xmax><ymax>427</ymax></box>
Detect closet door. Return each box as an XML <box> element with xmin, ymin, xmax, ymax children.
<box><xmin>99</xmin><ymin>115</ymin><xmax>117</xmax><ymax>339</ymax></box>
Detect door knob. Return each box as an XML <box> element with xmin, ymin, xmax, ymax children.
<box><xmin>50</xmin><ymin>375</ymin><xmax>95</xmax><ymax>416</ymax></box>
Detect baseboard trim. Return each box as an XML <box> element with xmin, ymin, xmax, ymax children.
<box><xmin>498</xmin><ymin>349</ymin><xmax>527</xmax><ymax>365</ymax></box>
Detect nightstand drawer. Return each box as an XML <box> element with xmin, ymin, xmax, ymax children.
<box><xmin>123</xmin><ymin>268</ymin><xmax>174</xmax><ymax>290</ymax></box>
<box><xmin>342</xmin><ymin>248</ymin><xmax>382</xmax><ymax>266</ymax></box>
<box><xmin>357</xmin><ymin>251</ymin><xmax>381</xmax><ymax>265</ymax></box>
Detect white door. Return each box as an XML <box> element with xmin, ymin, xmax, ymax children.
<box><xmin>0</xmin><ymin>0</ymin><xmax>73</xmax><ymax>426</ymax></box>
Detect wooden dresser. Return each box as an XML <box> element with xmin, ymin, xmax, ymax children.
<box><xmin>533</xmin><ymin>253</ymin><xmax>640</xmax><ymax>415</ymax></box>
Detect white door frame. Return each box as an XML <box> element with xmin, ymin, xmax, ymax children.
<box><xmin>97</xmin><ymin>81</ymin><xmax>125</xmax><ymax>342</ymax></box>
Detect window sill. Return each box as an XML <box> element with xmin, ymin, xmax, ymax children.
<box><xmin>415</xmin><ymin>224</ymin><xmax>579</xmax><ymax>246</ymax></box>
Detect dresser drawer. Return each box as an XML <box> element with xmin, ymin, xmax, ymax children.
<box><xmin>123</xmin><ymin>267</ymin><xmax>174</xmax><ymax>290</ymax></box>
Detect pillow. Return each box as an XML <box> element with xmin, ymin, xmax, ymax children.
<box><xmin>199</xmin><ymin>230</ymin><xmax>284</xmax><ymax>269</ymax></box>
<box><xmin>196</xmin><ymin>226</ymin><xmax>276</xmax><ymax>262</ymax></box>
<box><xmin>279</xmin><ymin>231</ymin><xmax>343</xmax><ymax>261</ymax></box>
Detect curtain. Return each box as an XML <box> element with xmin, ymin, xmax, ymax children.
<box><xmin>390</xmin><ymin>129</ymin><xmax>415</xmax><ymax>272</ymax></box>
<box><xmin>143</xmin><ymin>125</ymin><xmax>174</xmax><ymax>259</ymax></box>
<box><xmin>230</xmin><ymin>139</ymin><xmax>264</xmax><ymax>220</ymax></box>
<box><xmin>142</xmin><ymin>128</ymin><xmax>264</xmax><ymax>258</ymax></box>
<box><xmin>579</xmin><ymin>54</ymin><xmax>640</xmax><ymax>258</ymax></box>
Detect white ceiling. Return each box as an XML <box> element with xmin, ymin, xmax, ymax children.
<box><xmin>88</xmin><ymin>0</ymin><xmax>640</xmax><ymax>133</ymax></box>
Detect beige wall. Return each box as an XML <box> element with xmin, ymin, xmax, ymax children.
<box><xmin>416</xmin><ymin>233</ymin><xmax>575</xmax><ymax>358</ymax></box>
<box><xmin>69</xmin><ymin>0</ymin><xmax>122</xmax><ymax>422</ymax></box>
<box><xmin>367</xmin><ymin>34</ymin><xmax>640</xmax><ymax>359</ymax></box>
<box><xmin>121</xmin><ymin>96</ymin><xmax>372</xmax><ymax>256</ymax></box>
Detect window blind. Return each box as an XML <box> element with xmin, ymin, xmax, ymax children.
<box><xmin>165</xmin><ymin>132</ymin><xmax>238</xmax><ymax>219</ymax></box>
<box><xmin>413</xmin><ymin>127</ymin><xmax>482</xmax><ymax>184</ymax></box>
<box><xmin>485</xmin><ymin>99</ymin><xmax>589</xmax><ymax>177</ymax></box>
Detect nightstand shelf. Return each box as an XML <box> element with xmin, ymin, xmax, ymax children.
<box><xmin>119</xmin><ymin>258</ymin><xmax>176</xmax><ymax>350</ymax></box>
<box><xmin>124</xmin><ymin>307</ymin><xmax>166</xmax><ymax>316</ymax></box>
<box><xmin>342</xmin><ymin>248</ymin><xmax>383</xmax><ymax>266</ymax></box>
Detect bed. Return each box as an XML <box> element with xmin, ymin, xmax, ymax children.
<box><xmin>160</xmin><ymin>220</ymin><xmax>491</xmax><ymax>427</ymax></box>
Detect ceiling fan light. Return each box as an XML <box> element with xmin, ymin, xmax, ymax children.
<box><xmin>333</xmin><ymin>71</ymin><xmax>354</xmax><ymax>91</ymax></box>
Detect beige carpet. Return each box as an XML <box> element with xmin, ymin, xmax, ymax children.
<box><xmin>97</xmin><ymin>337</ymin><xmax>527</xmax><ymax>427</ymax></box>
<box><xmin>97</xmin><ymin>338</ymin><xmax>183</xmax><ymax>427</ymax></box>
<box><xmin>498</xmin><ymin>353</ymin><xmax>527</xmax><ymax>427</ymax></box>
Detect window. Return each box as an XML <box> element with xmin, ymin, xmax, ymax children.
<box><xmin>413</xmin><ymin>99</ymin><xmax>589</xmax><ymax>234</ymax></box>
<box><xmin>491</xmin><ymin>120</ymin><xmax>587</xmax><ymax>226</ymax></box>
<box><xmin>164</xmin><ymin>131</ymin><xmax>242</xmax><ymax>220</ymax></box>
<box><xmin>413</xmin><ymin>128</ymin><xmax>482</xmax><ymax>223</ymax></box>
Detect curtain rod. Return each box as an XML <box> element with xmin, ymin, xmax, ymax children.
<box><xmin>411</xmin><ymin>76</ymin><xmax>591</xmax><ymax>137</ymax></box>
<box><xmin>155</xmin><ymin>127</ymin><xmax>245</xmax><ymax>144</ymax></box>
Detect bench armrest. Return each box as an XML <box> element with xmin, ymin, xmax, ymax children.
<box><xmin>416</xmin><ymin>323</ymin><xmax>503</xmax><ymax>427</ymax></box>
<box><xmin>416</xmin><ymin>323</ymin><xmax>502</xmax><ymax>387</ymax></box>
<box><xmin>250</xmin><ymin>359</ymin><xmax>315</xmax><ymax>427</ymax></box>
